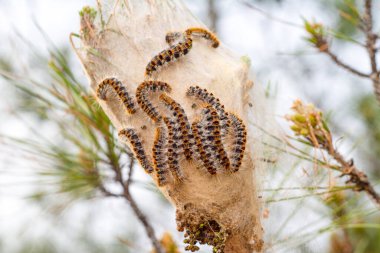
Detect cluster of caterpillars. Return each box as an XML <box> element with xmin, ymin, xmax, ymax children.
<box><xmin>96</xmin><ymin>27</ymin><xmax>247</xmax><ymax>187</ymax></box>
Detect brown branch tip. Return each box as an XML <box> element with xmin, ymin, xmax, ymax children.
<box><xmin>287</xmin><ymin>99</ymin><xmax>380</xmax><ymax>207</ymax></box>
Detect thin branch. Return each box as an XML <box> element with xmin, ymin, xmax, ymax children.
<box><xmin>262</xmin><ymin>185</ymin><xmax>353</xmax><ymax>192</ymax></box>
<box><xmin>266</xmin><ymin>187</ymin><xmax>353</xmax><ymax>203</ymax></box>
<box><xmin>101</xmin><ymin>145</ymin><xmax>164</xmax><ymax>253</ymax></box>
<box><xmin>323</xmin><ymin>48</ymin><xmax>371</xmax><ymax>78</ymax></box>
<box><xmin>99</xmin><ymin>184</ymin><xmax>123</xmax><ymax>197</ymax></box>
<box><xmin>125</xmin><ymin>156</ymin><xmax>134</xmax><ymax>187</ymax></box>
<box><xmin>287</xmin><ymin>100</ymin><xmax>380</xmax><ymax>207</ymax></box>
<box><xmin>241</xmin><ymin>0</ymin><xmax>302</xmax><ymax>28</ymax></box>
<box><xmin>207</xmin><ymin>0</ymin><xmax>218</xmax><ymax>32</ymax></box>
<box><xmin>118</xmin><ymin>157</ymin><xmax>164</xmax><ymax>253</ymax></box>
<box><xmin>329</xmin><ymin>148</ymin><xmax>380</xmax><ymax>206</ymax></box>
<box><xmin>364</xmin><ymin>0</ymin><xmax>374</xmax><ymax>51</ymax></box>
<box><xmin>362</xmin><ymin>0</ymin><xmax>380</xmax><ymax>103</ymax></box>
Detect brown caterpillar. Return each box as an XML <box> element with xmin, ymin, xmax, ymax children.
<box><xmin>96</xmin><ymin>78</ymin><xmax>137</xmax><ymax>114</ymax></box>
<box><xmin>160</xmin><ymin>94</ymin><xmax>193</xmax><ymax>160</ymax></box>
<box><xmin>118</xmin><ymin>128</ymin><xmax>154</xmax><ymax>174</ymax></box>
<box><xmin>200</xmin><ymin>106</ymin><xmax>230</xmax><ymax>171</ymax></box>
<box><xmin>163</xmin><ymin>117</ymin><xmax>185</xmax><ymax>180</ymax></box>
<box><xmin>185</xmin><ymin>27</ymin><xmax>220</xmax><ymax>48</ymax></box>
<box><xmin>152</xmin><ymin>126</ymin><xmax>170</xmax><ymax>186</ymax></box>
<box><xmin>136</xmin><ymin>81</ymin><xmax>172</xmax><ymax>122</ymax></box>
<box><xmin>229</xmin><ymin>114</ymin><xmax>247</xmax><ymax>172</ymax></box>
<box><xmin>192</xmin><ymin>121</ymin><xmax>217</xmax><ymax>175</ymax></box>
<box><xmin>186</xmin><ymin>86</ymin><xmax>230</xmax><ymax>135</ymax></box>
<box><xmin>145</xmin><ymin>36</ymin><xmax>193</xmax><ymax>78</ymax></box>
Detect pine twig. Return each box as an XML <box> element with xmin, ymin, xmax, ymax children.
<box><xmin>304</xmin><ymin>21</ymin><xmax>370</xmax><ymax>79</ymax></box>
<box><xmin>362</xmin><ymin>0</ymin><xmax>380</xmax><ymax>103</ymax></box>
<box><xmin>287</xmin><ymin>100</ymin><xmax>380</xmax><ymax>208</ymax></box>
<box><xmin>330</xmin><ymin>149</ymin><xmax>380</xmax><ymax>206</ymax></box>
<box><xmin>305</xmin><ymin>1</ymin><xmax>380</xmax><ymax>104</ymax></box>
<box><xmin>118</xmin><ymin>158</ymin><xmax>164</xmax><ymax>253</ymax></box>
<box><xmin>323</xmin><ymin>48</ymin><xmax>370</xmax><ymax>78</ymax></box>
<box><xmin>100</xmin><ymin>155</ymin><xmax>164</xmax><ymax>253</ymax></box>
<box><xmin>207</xmin><ymin>0</ymin><xmax>218</xmax><ymax>32</ymax></box>
<box><xmin>241</xmin><ymin>0</ymin><xmax>302</xmax><ymax>28</ymax></box>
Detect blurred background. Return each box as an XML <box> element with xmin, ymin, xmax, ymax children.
<box><xmin>1</xmin><ymin>0</ymin><xmax>380</xmax><ymax>252</ymax></box>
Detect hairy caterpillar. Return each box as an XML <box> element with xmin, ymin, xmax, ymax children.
<box><xmin>152</xmin><ymin>126</ymin><xmax>170</xmax><ymax>186</ymax></box>
<box><xmin>200</xmin><ymin>106</ymin><xmax>231</xmax><ymax>171</ymax></box>
<box><xmin>145</xmin><ymin>36</ymin><xmax>193</xmax><ymax>78</ymax></box>
<box><xmin>136</xmin><ymin>81</ymin><xmax>172</xmax><ymax>122</ymax></box>
<box><xmin>229</xmin><ymin>114</ymin><xmax>247</xmax><ymax>172</ymax></box>
<box><xmin>192</xmin><ymin>121</ymin><xmax>217</xmax><ymax>175</ymax></box>
<box><xmin>185</xmin><ymin>27</ymin><xmax>220</xmax><ymax>48</ymax></box>
<box><xmin>186</xmin><ymin>86</ymin><xmax>230</xmax><ymax>135</ymax></box>
<box><xmin>160</xmin><ymin>94</ymin><xmax>193</xmax><ymax>160</ymax></box>
<box><xmin>96</xmin><ymin>78</ymin><xmax>137</xmax><ymax>114</ymax></box>
<box><xmin>163</xmin><ymin>117</ymin><xmax>185</xmax><ymax>180</ymax></box>
<box><xmin>118</xmin><ymin>128</ymin><xmax>154</xmax><ymax>174</ymax></box>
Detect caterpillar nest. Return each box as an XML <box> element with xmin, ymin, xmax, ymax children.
<box><xmin>74</xmin><ymin>1</ymin><xmax>265</xmax><ymax>252</ymax></box>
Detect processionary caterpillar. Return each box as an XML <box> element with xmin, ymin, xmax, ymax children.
<box><xmin>136</xmin><ymin>81</ymin><xmax>172</xmax><ymax>122</ymax></box>
<box><xmin>160</xmin><ymin>94</ymin><xmax>193</xmax><ymax>160</ymax></box>
<box><xmin>152</xmin><ymin>126</ymin><xmax>170</xmax><ymax>186</ymax></box>
<box><xmin>229</xmin><ymin>114</ymin><xmax>247</xmax><ymax>172</ymax></box>
<box><xmin>185</xmin><ymin>27</ymin><xmax>220</xmax><ymax>48</ymax></box>
<box><xmin>186</xmin><ymin>86</ymin><xmax>230</xmax><ymax>135</ymax></box>
<box><xmin>145</xmin><ymin>36</ymin><xmax>193</xmax><ymax>78</ymax></box>
<box><xmin>118</xmin><ymin>128</ymin><xmax>154</xmax><ymax>174</ymax></box>
<box><xmin>96</xmin><ymin>78</ymin><xmax>137</xmax><ymax>114</ymax></box>
<box><xmin>199</xmin><ymin>106</ymin><xmax>230</xmax><ymax>171</ymax></box>
<box><xmin>163</xmin><ymin>117</ymin><xmax>185</xmax><ymax>180</ymax></box>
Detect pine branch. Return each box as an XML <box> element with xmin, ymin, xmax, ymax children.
<box><xmin>287</xmin><ymin>100</ymin><xmax>380</xmax><ymax>208</ymax></box>
<box><xmin>100</xmin><ymin>156</ymin><xmax>164</xmax><ymax>253</ymax></box>
<box><xmin>331</xmin><ymin>149</ymin><xmax>380</xmax><ymax>206</ymax></box>
<box><xmin>118</xmin><ymin>158</ymin><xmax>164</xmax><ymax>253</ymax></box>
<box><xmin>362</xmin><ymin>0</ymin><xmax>380</xmax><ymax>104</ymax></box>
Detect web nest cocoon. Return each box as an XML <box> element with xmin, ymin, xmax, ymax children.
<box><xmin>73</xmin><ymin>0</ymin><xmax>278</xmax><ymax>252</ymax></box>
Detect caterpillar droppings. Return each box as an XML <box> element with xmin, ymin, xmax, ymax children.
<box><xmin>185</xmin><ymin>27</ymin><xmax>220</xmax><ymax>48</ymax></box>
<box><xmin>136</xmin><ymin>81</ymin><xmax>172</xmax><ymax>122</ymax></box>
<box><xmin>118</xmin><ymin>128</ymin><xmax>154</xmax><ymax>174</ymax></box>
<box><xmin>96</xmin><ymin>78</ymin><xmax>137</xmax><ymax>114</ymax></box>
